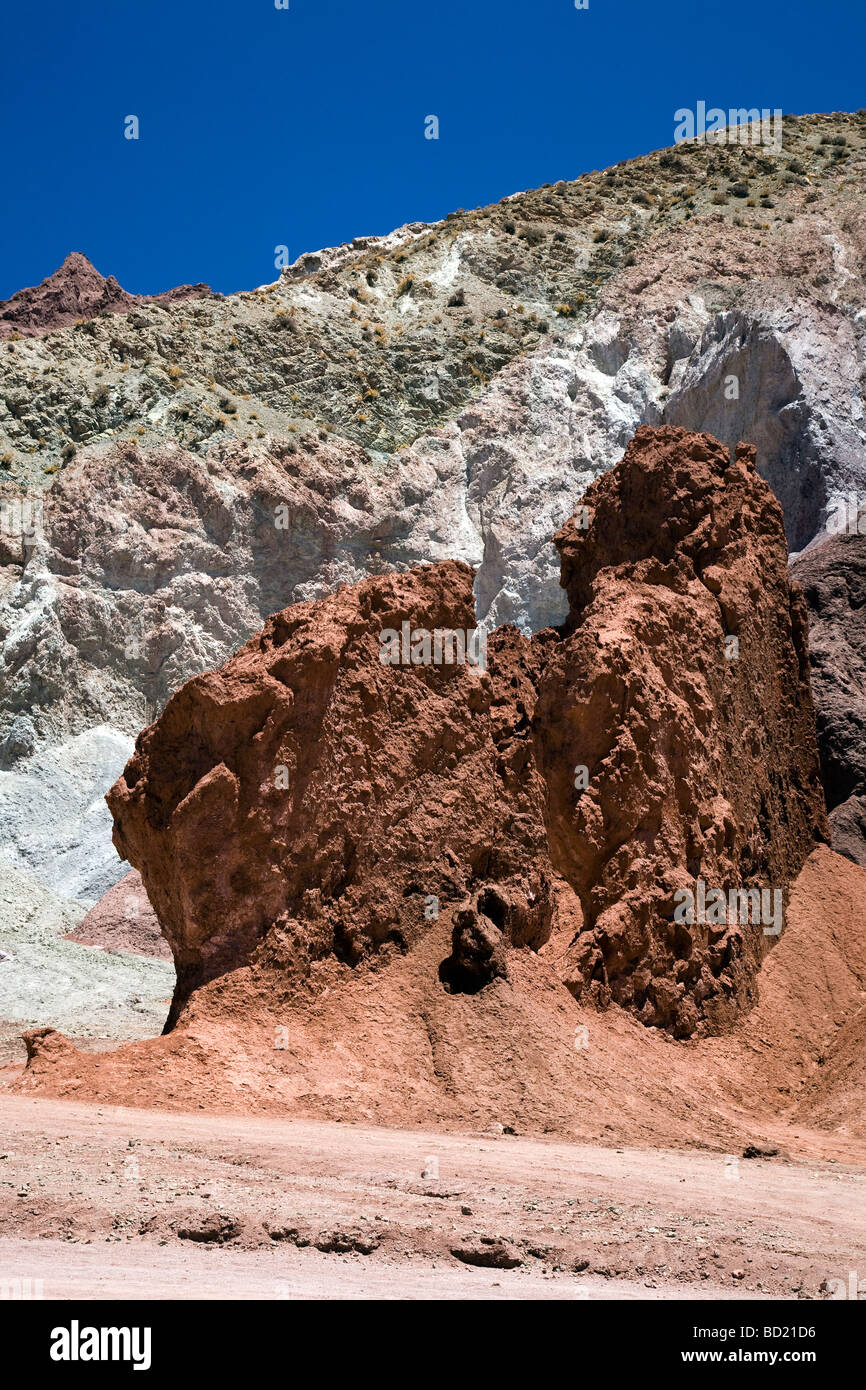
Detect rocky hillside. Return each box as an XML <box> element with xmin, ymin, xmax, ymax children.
<box><xmin>0</xmin><ymin>252</ymin><xmax>216</xmax><ymax>340</ymax></box>
<box><xmin>2</xmin><ymin>112</ymin><xmax>864</xmax><ymax>754</ymax></box>
<box><xmin>0</xmin><ymin>112</ymin><xmax>864</xmax><ymax>1049</ymax></box>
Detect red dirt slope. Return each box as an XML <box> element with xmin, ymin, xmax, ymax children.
<box><xmin>10</xmin><ymin>846</ymin><xmax>866</xmax><ymax>1159</ymax></box>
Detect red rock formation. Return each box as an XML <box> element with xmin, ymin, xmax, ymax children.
<box><xmin>536</xmin><ymin>426</ymin><xmax>827</xmax><ymax>1034</ymax></box>
<box><xmin>0</xmin><ymin>252</ymin><xmax>216</xmax><ymax>338</ymax></box>
<box><xmin>107</xmin><ymin>426</ymin><xmax>828</xmax><ymax>1038</ymax></box>
<box><xmin>108</xmin><ymin>563</ymin><xmax>556</xmax><ymax>1029</ymax></box>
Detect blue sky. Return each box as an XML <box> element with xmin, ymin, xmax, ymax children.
<box><xmin>0</xmin><ymin>0</ymin><xmax>863</xmax><ymax>298</ymax></box>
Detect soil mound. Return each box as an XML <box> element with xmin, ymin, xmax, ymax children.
<box><xmin>14</xmin><ymin>846</ymin><xmax>866</xmax><ymax>1155</ymax></box>
<box><xmin>65</xmin><ymin>870</ymin><xmax>171</xmax><ymax>961</ymax></box>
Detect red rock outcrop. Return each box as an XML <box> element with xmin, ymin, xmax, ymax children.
<box><xmin>108</xmin><ymin>563</ymin><xmax>557</xmax><ymax>1029</ymax></box>
<box><xmin>536</xmin><ymin>426</ymin><xmax>827</xmax><ymax>1034</ymax></box>
<box><xmin>0</xmin><ymin>252</ymin><xmax>216</xmax><ymax>339</ymax></box>
<box><xmin>106</xmin><ymin>426</ymin><xmax>828</xmax><ymax>1038</ymax></box>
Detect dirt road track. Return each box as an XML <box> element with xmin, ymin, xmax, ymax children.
<box><xmin>0</xmin><ymin>1237</ymin><xmax>749</xmax><ymax>1300</ymax></box>
<box><xmin>0</xmin><ymin>1097</ymin><xmax>863</xmax><ymax>1300</ymax></box>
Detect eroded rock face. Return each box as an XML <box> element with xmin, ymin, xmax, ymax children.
<box><xmin>107</xmin><ymin>426</ymin><xmax>828</xmax><ymax>1037</ymax></box>
<box><xmin>536</xmin><ymin>426</ymin><xmax>828</xmax><ymax>1034</ymax></box>
<box><xmin>793</xmin><ymin>515</ymin><xmax>866</xmax><ymax>865</ymax></box>
<box><xmin>108</xmin><ymin>562</ymin><xmax>556</xmax><ymax>1028</ymax></box>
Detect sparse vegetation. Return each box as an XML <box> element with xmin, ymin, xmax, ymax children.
<box><xmin>0</xmin><ymin>111</ymin><xmax>860</xmax><ymax>475</ymax></box>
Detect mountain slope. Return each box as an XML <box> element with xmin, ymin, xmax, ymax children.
<box><xmin>0</xmin><ymin>112</ymin><xmax>864</xmax><ymax>1027</ymax></box>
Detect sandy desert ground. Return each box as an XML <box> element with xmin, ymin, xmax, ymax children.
<box><xmin>1</xmin><ymin>1095</ymin><xmax>864</xmax><ymax>1301</ymax></box>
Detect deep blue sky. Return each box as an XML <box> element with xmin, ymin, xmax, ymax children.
<box><xmin>1</xmin><ymin>0</ymin><xmax>863</xmax><ymax>298</ymax></box>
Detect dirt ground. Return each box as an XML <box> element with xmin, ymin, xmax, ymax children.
<box><xmin>10</xmin><ymin>847</ymin><xmax>866</xmax><ymax>1154</ymax></box>
<box><xmin>2</xmin><ymin>847</ymin><xmax>865</xmax><ymax>1300</ymax></box>
<box><xmin>1</xmin><ymin>1095</ymin><xmax>863</xmax><ymax>1300</ymax></box>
